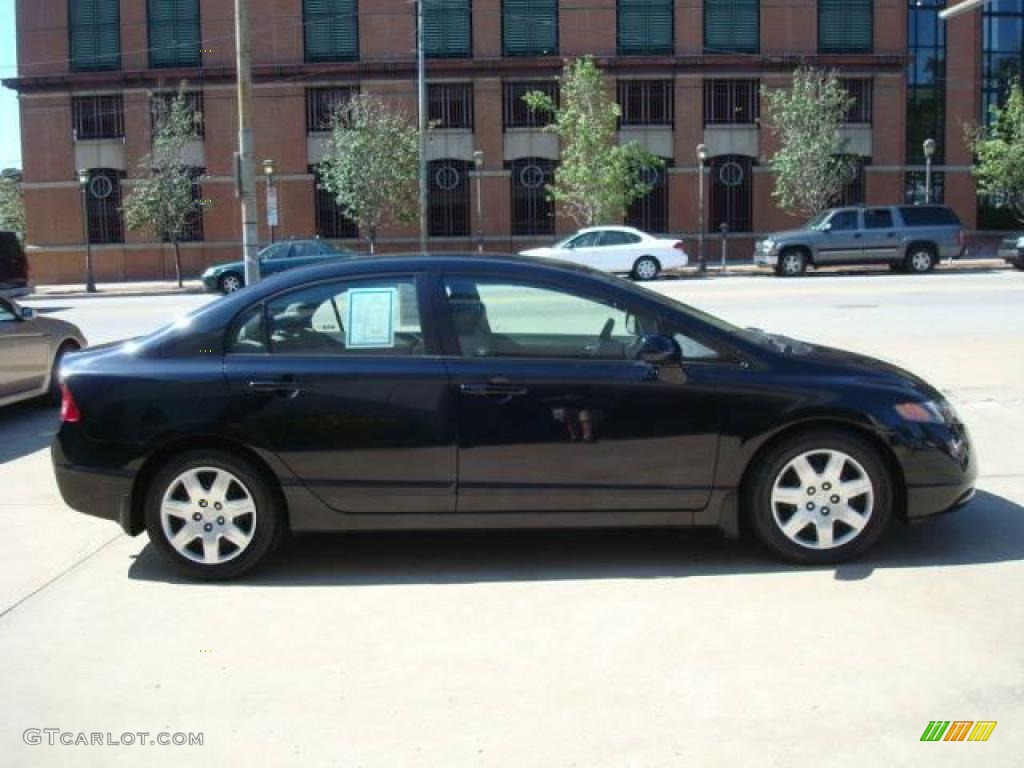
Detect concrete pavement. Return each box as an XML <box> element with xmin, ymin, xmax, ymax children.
<box><xmin>3</xmin><ymin>271</ymin><xmax>1023</xmax><ymax>767</ymax></box>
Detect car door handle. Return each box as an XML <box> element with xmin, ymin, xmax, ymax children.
<box><xmin>460</xmin><ymin>382</ymin><xmax>529</xmax><ymax>397</ymax></box>
<box><xmin>853</xmin><ymin>233</ymin><xmax>862</xmax><ymax>239</ymax></box>
<box><xmin>248</xmin><ymin>377</ymin><xmax>304</xmax><ymax>395</ymax></box>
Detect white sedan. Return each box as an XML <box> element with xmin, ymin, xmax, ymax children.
<box><xmin>519</xmin><ymin>226</ymin><xmax>688</xmax><ymax>280</ymax></box>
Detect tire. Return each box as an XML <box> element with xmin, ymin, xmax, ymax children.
<box><xmin>144</xmin><ymin>450</ymin><xmax>284</xmax><ymax>580</ymax></box>
<box><xmin>745</xmin><ymin>430</ymin><xmax>893</xmax><ymax>565</ymax></box>
<box><xmin>904</xmin><ymin>246</ymin><xmax>936</xmax><ymax>274</ymax></box>
<box><xmin>47</xmin><ymin>341</ymin><xmax>79</xmax><ymax>404</ymax></box>
<box><xmin>218</xmin><ymin>272</ymin><xmax>244</xmax><ymax>294</ymax></box>
<box><xmin>632</xmin><ymin>256</ymin><xmax>660</xmax><ymax>281</ymax></box>
<box><xmin>776</xmin><ymin>249</ymin><xmax>808</xmax><ymax>277</ymax></box>
<box><xmin>1014</xmin><ymin>260</ymin><xmax>1024</xmax><ymax>271</ymax></box>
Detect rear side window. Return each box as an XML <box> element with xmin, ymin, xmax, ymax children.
<box><xmin>600</xmin><ymin>231</ymin><xmax>641</xmax><ymax>246</ymax></box>
<box><xmin>863</xmin><ymin>209</ymin><xmax>893</xmax><ymax>229</ymax></box>
<box><xmin>264</xmin><ymin>277</ymin><xmax>423</xmax><ymax>356</ymax></box>
<box><xmin>898</xmin><ymin>206</ymin><xmax>961</xmax><ymax>227</ymax></box>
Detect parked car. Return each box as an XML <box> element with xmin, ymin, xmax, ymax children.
<box><xmin>1003</xmin><ymin>234</ymin><xmax>1024</xmax><ymax>269</ymax></box>
<box><xmin>0</xmin><ymin>230</ymin><xmax>29</xmax><ymax>298</ymax></box>
<box><xmin>200</xmin><ymin>239</ymin><xmax>353</xmax><ymax>293</ymax></box>
<box><xmin>754</xmin><ymin>205</ymin><xmax>967</xmax><ymax>277</ymax></box>
<box><xmin>1</xmin><ymin>295</ymin><xmax>86</xmax><ymax>408</ymax></box>
<box><xmin>53</xmin><ymin>254</ymin><xmax>976</xmax><ymax>579</ymax></box>
<box><xmin>520</xmin><ymin>226</ymin><xmax>688</xmax><ymax>280</ymax></box>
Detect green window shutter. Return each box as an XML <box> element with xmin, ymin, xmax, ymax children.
<box><xmin>503</xmin><ymin>0</ymin><xmax>558</xmax><ymax>57</ymax></box>
<box><xmin>618</xmin><ymin>0</ymin><xmax>674</xmax><ymax>56</ymax></box>
<box><xmin>705</xmin><ymin>0</ymin><xmax>759</xmax><ymax>54</ymax></box>
<box><xmin>70</xmin><ymin>0</ymin><xmax>121</xmax><ymax>71</ymax></box>
<box><xmin>423</xmin><ymin>0</ymin><xmax>471</xmax><ymax>58</ymax></box>
<box><xmin>149</xmin><ymin>0</ymin><xmax>201</xmax><ymax>68</ymax></box>
<box><xmin>304</xmin><ymin>0</ymin><xmax>359</xmax><ymax>62</ymax></box>
<box><xmin>819</xmin><ymin>0</ymin><xmax>872</xmax><ymax>53</ymax></box>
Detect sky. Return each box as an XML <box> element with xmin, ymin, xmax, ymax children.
<box><xmin>0</xmin><ymin>0</ymin><xmax>21</xmax><ymax>170</ymax></box>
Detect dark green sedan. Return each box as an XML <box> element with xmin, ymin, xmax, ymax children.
<box><xmin>201</xmin><ymin>240</ymin><xmax>353</xmax><ymax>293</ymax></box>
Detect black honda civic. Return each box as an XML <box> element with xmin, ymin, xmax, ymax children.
<box><xmin>52</xmin><ymin>254</ymin><xmax>977</xmax><ymax>579</ymax></box>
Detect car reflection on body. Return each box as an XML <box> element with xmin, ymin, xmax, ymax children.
<box><xmin>53</xmin><ymin>254</ymin><xmax>976</xmax><ymax>579</ymax></box>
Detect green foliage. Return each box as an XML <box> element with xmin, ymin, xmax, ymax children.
<box><xmin>968</xmin><ymin>77</ymin><xmax>1024</xmax><ymax>222</ymax></box>
<box><xmin>524</xmin><ymin>56</ymin><xmax>661</xmax><ymax>227</ymax></box>
<box><xmin>316</xmin><ymin>93</ymin><xmax>420</xmax><ymax>252</ymax></box>
<box><xmin>762</xmin><ymin>67</ymin><xmax>858</xmax><ymax>218</ymax></box>
<box><xmin>0</xmin><ymin>169</ymin><xmax>25</xmax><ymax>239</ymax></box>
<box><xmin>123</xmin><ymin>87</ymin><xmax>202</xmax><ymax>286</ymax></box>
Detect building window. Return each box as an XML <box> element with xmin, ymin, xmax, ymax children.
<box><xmin>83</xmin><ymin>169</ymin><xmax>124</xmax><ymax>244</ymax></box>
<box><xmin>149</xmin><ymin>91</ymin><xmax>204</xmax><ymax>138</ymax></box>
<box><xmin>703</xmin><ymin>80</ymin><xmax>759</xmax><ymax>125</ymax></box>
<box><xmin>503</xmin><ymin>0</ymin><xmax>558</xmax><ymax>56</ymax></box>
<box><xmin>72</xmin><ymin>95</ymin><xmax>124</xmax><ymax>140</ymax></box>
<box><xmin>841</xmin><ymin>78</ymin><xmax>874</xmax><ymax>123</ymax></box>
<box><xmin>832</xmin><ymin>157</ymin><xmax>868</xmax><ymax>206</ymax></box>
<box><xmin>148</xmin><ymin>0</ymin><xmax>201</xmax><ymax>68</ymax></box>
<box><xmin>709</xmin><ymin>155</ymin><xmax>753</xmax><ymax>233</ymax></box>
<box><xmin>305</xmin><ymin>86</ymin><xmax>358</xmax><ymax>132</ymax></box>
<box><xmin>618</xmin><ymin>0</ymin><xmax>674</xmax><ymax>55</ymax></box>
<box><xmin>428</xmin><ymin>160</ymin><xmax>471</xmax><ymax>237</ymax></box>
<box><xmin>313</xmin><ymin>169</ymin><xmax>359</xmax><ymax>239</ymax></box>
<box><xmin>982</xmin><ymin>0</ymin><xmax>1023</xmax><ymax>121</ymax></box>
<box><xmin>504</xmin><ymin>81</ymin><xmax>558</xmax><ymax>128</ymax></box>
<box><xmin>819</xmin><ymin>0</ymin><xmax>872</xmax><ymax>54</ymax></box>
<box><xmin>428</xmin><ymin>84</ymin><xmax>474</xmax><ymax>129</ymax></box>
<box><xmin>905</xmin><ymin>171</ymin><xmax>945</xmax><ymax>205</ymax></box>
<box><xmin>303</xmin><ymin>0</ymin><xmax>359</xmax><ymax>62</ymax></box>
<box><xmin>423</xmin><ymin>0</ymin><xmax>472</xmax><ymax>58</ymax></box>
<box><xmin>626</xmin><ymin>163</ymin><xmax>669</xmax><ymax>233</ymax></box>
<box><xmin>907</xmin><ymin>1</ymin><xmax>945</xmax><ymax>165</ymax></box>
<box><xmin>511</xmin><ymin>158</ymin><xmax>555</xmax><ymax>236</ymax></box>
<box><xmin>704</xmin><ymin>0</ymin><xmax>759</xmax><ymax>54</ymax></box>
<box><xmin>618</xmin><ymin>80</ymin><xmax>673</xmax><ymax>126</ymax></box>
<box><xmin>69</xmin><ymin>0</ymin><xmax>120</xmax><ymax>71</ymax></box>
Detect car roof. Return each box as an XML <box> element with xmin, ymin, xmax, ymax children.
<box><xmin>578</xmin><ymin>225</ymin><xmax>645</xmax><ymax>235</ymax></box>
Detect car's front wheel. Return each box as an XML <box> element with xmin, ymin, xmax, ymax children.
<box><xmin>746</xmin><ymin>430</ymin><xmax>892</xmax><ymax>564</ymax></box>
<box><xmin>144</xmin><ymin>450</ymin><xmax>284</xmax><ymax>580</ymax></box>
<box><xmin>218</xmin><ymin>272</ymin><xmax>244</xmax><ymax>293</ymax></box>
<box><xmin>775</xmin><ymin>249</ymin><xmax>808</xmax><ymax>277</ymax></box>
<box><xmin>632</xmin><ymin>256</ymin><xmax>660</xmax><ymax>281</ymax></box>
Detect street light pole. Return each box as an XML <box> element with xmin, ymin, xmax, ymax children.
<box><xmin>235</xmin><ymin>0</ymin><xmax>260</xmax><ymax>288</ymax></box>
<box><xmin>696</xmin><ymin>144</ymin><xmax>707</xmax><ymax>273</ymax></box>
<box><xmin>923</xmin><ymin>138</ymin><xmax>936</xmax><ymax>204</ymax></box>
<box><xmin>77</xmin><ymin>169</ymin><xmax>96</xmax><ymax>293</ymax></box>
<box><xmin>473</xmin><ymin>149</ymin><xmax>484</xmax><ymax>253</ymax></box>
<box><xmin>416</xmin><ymin>0</ymin><xmax>428</xmax><ymax>253</ymax></box>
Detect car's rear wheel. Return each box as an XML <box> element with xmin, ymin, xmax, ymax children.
<box><xmin>218</xmin><ymin>272</ymin><xmax>244</xmax><ymax>293</ymax></box>
<box><xmin>776</xmin><ymin>249</ymin><xmax>808</xmax><ymax>277</ymax></box>
<box><xmin>47</xmin><ymin>341</ymin><xmax>79</xmax><ymax>404</ymax></box>
<box><xmin>904</xmin><ymin>246</ymin><xmax>936</xmax><ymax>274</ymax></box>
<box><xmin>746</xmin><ymin>430</ymin><xmax>892</xmax><ymax>564</ymax></box>
<box><xmin>632</xmin><ymin>256</ymin><xmax>660</xmax><ymax>281</ymax></box>
<box><xmin>144</xmin><ymin>450</ymin><xmax>284</xmax><ymax>580</ymax></box>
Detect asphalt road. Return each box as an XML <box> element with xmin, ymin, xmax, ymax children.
<box><xmin>3</xmin><ymin>269</ymin><xmax>1023</xmax><ymax>767</ymax></box>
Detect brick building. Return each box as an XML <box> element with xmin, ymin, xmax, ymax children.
<box><xmin>2</xmin><ymin>0</ymin><xmax>1009</xmax><ymax>282</ymax></box>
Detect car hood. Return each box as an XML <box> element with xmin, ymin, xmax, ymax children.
<box><xmin>203</xmin><ymin>261</ymin><xmax>243</xmax><ymax>275</ymax></box>
<box><xmin>763</xmin><ymin>229</ymin><xmax>812</xmax><ymax>242</ymax></box>
<box><xmin>519</xmin><ymin>247</ymin><xmax>559</xmax><ymax>258</ymax></box>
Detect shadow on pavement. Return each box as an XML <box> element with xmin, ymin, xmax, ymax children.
<box><xmin>127</xmin><ymin>489</ymin><xmax>1024</xmax><ymax>587</ymax></box>
<box><xmin>0</xmin><ymin>400</ymin><xmax>58</xmax><ymax>464</ymax></box>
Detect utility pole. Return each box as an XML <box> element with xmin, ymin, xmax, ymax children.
<box><xmin>416</xmin><ymin>0</ymin><xmax>428</xmax><ymax>253</ymax></box>
<box><xmin>235</xmin><ymin>0</ymin><xmax>259</xmax><ymax>287</ymax></box>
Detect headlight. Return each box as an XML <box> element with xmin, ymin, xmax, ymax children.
<box><xmin>894</xmin><ymin>399</ymin><xmax>956</xmax><ymax>424</ymax></box>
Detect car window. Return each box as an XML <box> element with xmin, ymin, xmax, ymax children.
<box><xmin>566</xmin><ymin>232</ymin><xmax>601</xmax><ymax>249</ymax></box>
<box><xmin>228</xmin><ymin>305</ymin><xmax>267</xmax><ymax>353</ymax></box>
<box><xmin>0</xmin><ymin>299</ymin><xmax>16</xmax><ymax>322</ymax></box>
<box><xmin>828</xmin><ymin>211</ymin><xmax>860</xmax><ymax>231</ymax></box>
<box><xmin>599</xmin><ymin>231</ymin><xmax>641</xmax><ymax>246</ymax></box>
<box><xmin>443</xmin><ymin>277</ymin><xmax>658</xmax><ymax>360</ymax></box>
<box><xmin>260</xmin><ymin>243</ymin><xmax>290</xmax><ymax>261</ymax></box>
<box><xmin>292</xmin><ymin>242</ymin><xmax>320</xmax><ymax>258</ymax></box>
<box><xmin>264</xmin><ymin>277</ymin><xmax>423</xmax><ymax>356</ymax></box>
<box><xmin>898</xmin><ymin>206</ymin><xmax>961</xmax><ymax>227</ymax></box>
<box><xmin>863</xmin><ymin>209</ymin><xmax>894</xmax><ymax>229</ymax></box>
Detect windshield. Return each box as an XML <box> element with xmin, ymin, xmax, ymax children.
<box><xmin>807</xmin><ymin>211</ymin><xmax>831</xmax><ymax>230</ymax></box>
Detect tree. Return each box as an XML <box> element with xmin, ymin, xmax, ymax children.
<box><xmin>316</xmin><ymin>93</ymin><xmax>420</xmax><ymax>252</ymax></box>
<box><xmin>761</xmin><ymin>67</ymin><xmax>859</xmax><ymax>219</ymax></box>
<box><xmin>967</xmin><ymin>77</ymin><xmax>1024</xmax><ymax>222</ymax></box>
<box><xmin>524</xmin><ymin>56</ymin><xmax>661</xmax><ymax>227</ymax></box>
<box><xmin>123</xmin><ymin>89</ymin><xmax>202</xmax><ymax>287</ymax></box>
<box><xmin>0</xmin><ymin>169</ymin><xmax>25</xmax><ymax>239</ymax></box>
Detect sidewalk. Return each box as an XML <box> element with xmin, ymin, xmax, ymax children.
<box><xmin>26</xmin><ymin>279</ymin><xmax>205</xmax><ymax>299</ymax></box>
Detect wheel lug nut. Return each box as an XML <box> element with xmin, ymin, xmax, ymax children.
<box><xmin>217</xmin><ymin>516</ymin><xmax>225</xmax><ymax>525</ymax></box>
<box><xmin>203</xmin><ymin>523</ymin><xmax>213</xmax><ymax>532</ymax></box>
<box><xmin>822</xmin><ymin>508</ymin><xmax>830</xmax><ymax>516</ymax></box>
<box><xmin>193</xmin><ymin>512</ymin><xmax>202</xmax><ymax>521</ymax></box>
<box><xmin>199</xmin><ymin>500</ymin><xmax>208</xmax><ymax>508</ymax></box>
<box><xmin>807</xmin><ymin>487</ymin><xmax>816</xmax><ymax>495</ymax></box>
<box><xmin>214</xmin><ymin>502</ymin><xmax>222</xmax><ymax>511</ymax></box>
<box><xmin>831</xmin><ymin>495</ymin><xmax>840</xmax><ymax>504</ymax></box>
<box><xmin>806</xmin><ymin>502</ymin><xmax>815</xmax><ymax>511</ymax></box>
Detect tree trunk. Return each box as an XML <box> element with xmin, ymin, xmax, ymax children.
<box><xmin>172</xmin><ymin>240</ymin><xmax>182</xmax><ymax>288</ymax></box>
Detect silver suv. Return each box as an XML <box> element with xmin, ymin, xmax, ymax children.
<box><xmin>754</xmin><ymin>205</ymin><xmax>967</xmax><ymax>277</ymax></box>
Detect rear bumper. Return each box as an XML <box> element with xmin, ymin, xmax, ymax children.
<box><xmin>52</xmin><ymin>448</ymin><xmax>139</xmax><ymax>535</ymax></box>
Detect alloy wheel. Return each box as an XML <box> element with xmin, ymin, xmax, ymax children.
<box><xmin>160</xmin><ymin>467</ymin><xmax>257</xmax><ymax>564</ymax></box>
<box><xmin>635</xmin><ymin>258</ymin><xmax>659</xmax><ymax>280</ymax></box>
<box><xmin>780</xmin><ymin>252</ymin><xmax>804</xmax><ymax>276</ymax></box>
<box><xmin>909</xmin><ymin>250</ymin><xmax>933</xmax><ymax>273</ymax></box>
<box><xmin>770</xmin><ymin>449</ymin><xmax>874</xmax><ymax>550</ymax></box>
<box><xmin>220</xmin><ymin>274</ymin><xmax>243</xmax><ymax>293</ymax></box>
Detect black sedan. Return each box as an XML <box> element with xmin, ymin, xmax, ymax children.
<box><xmin>52</xmin><ymin>254</ymin><xmax>977</xmax><ymax>579</ymax></box>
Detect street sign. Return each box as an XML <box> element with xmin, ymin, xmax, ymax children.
<box><xmin>267</xmin><ymin>186</ymin><xmax>279</xmax><ymax>227</ymax></box>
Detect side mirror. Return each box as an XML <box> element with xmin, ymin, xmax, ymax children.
<box><xmin>821</xmin><ymin>222</ymin><xmax>832</xmax><ymax>232</ymax></box>
<box><xmin>637</xmin><ymin>334</ymin><xmax>681</xmax><ymax>365</ymax></box>
<box><xmin>20</xmin><ymin>306</ymin><xmax>35</xmax><ymax>320</ymax></box>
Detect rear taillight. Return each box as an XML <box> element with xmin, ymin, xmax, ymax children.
<box><xmin>60</xmin><ymin>383</ymin><xmax>81</xmax><ymax>423</ymax></box>
<box><xmin>673</xmin><ymin>241</ymin><xmax>685</xmax><ymax>251</ymax></box>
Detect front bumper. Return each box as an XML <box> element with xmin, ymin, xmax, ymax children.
<box><xmin>901</xmin><ymin>421</ymin><xmax>978</xmax><ymax>522</ymax></box>
<box><xmin>201</xmin><ymin>273</ymin><xmax>221</xmax><ymax>292</ymax></box>
<box><xmin>753</xmin><ymin>246</ymin><xmax>779</xmax><ymax>267</ymax></box>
